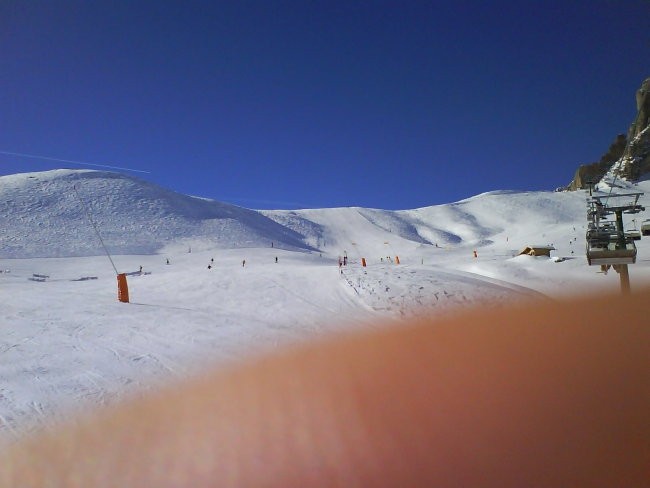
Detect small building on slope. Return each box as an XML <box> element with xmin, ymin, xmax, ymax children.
<box><xmin>518</xmin><ymin>245</ymin><xmax>556</xmax><ymax>257</ymax></box>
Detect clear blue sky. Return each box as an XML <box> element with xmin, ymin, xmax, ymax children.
<box><xmin>1</xmin><ymin>1</ymin><xmax>649</xmax><ymax>209</ymax></box>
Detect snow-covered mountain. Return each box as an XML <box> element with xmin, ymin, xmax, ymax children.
<box><xmin>3</xmin><ymin>169</ymin><xmax>589</xmax><ymax>260</ymax></box>
<box><xmin>262</xmin><ymin>189</ymin><xmax>588</xmax><ymax>261</ymax></box>
<box><xmin>0</xmin><ymin>169</ymin><xmax>311</xmax><ymax>258</ymax></box>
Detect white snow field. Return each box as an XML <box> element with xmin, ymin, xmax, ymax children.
<box><xmin>2</xmin><ymin>169</ymin><xmax>650</xmax><ymax>442</ymax></box>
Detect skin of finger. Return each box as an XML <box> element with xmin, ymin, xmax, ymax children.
<box><xmin>1</xmin><ymin>290</ymin><xmax>648</xmax><ymax>487</ymax></box>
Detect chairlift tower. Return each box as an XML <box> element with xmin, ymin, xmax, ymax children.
<box><xmin>585</xmin><ymin>192</ymin><xmax>644</xmax><ymax>294</ymax></box>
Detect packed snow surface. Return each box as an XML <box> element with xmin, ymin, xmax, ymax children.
<box><xmin>2</xmin><ymin>169</ymin><xmax>650</xmax><ymax>441</ymax></box>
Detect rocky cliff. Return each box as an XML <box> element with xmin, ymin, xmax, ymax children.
<box><xmin>616</xmin><ymin>78</ymin><xmax>650</xmax><ymax>180</ymax></box>
<box><xmin>566</xmin><ymin>134</ymin><xmax>627</xmax><ymax>190</ymax></box>
<box><xmin>566</xmin><ymin>77</ymin><xmax>650</xmax><ymax>190</ymax></box>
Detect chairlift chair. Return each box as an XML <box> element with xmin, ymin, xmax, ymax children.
<box><xmin>642</xmin><ymin>219</ymin><xmax>650</xmax><ymax>236</ymax></box>
<box><xmin>586</xmin><ymin>236</ymin><xmax>637</xmax><ymax>265</ymax></box>
<box><xmin>585</xmin><ymin>191</ymin><xmax>644</xmax><ymax>266</ymax></box>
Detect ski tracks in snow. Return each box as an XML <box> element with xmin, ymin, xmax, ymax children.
<box><xmin>428</xmin><ymin>266</ymin><xmax>550</xmax><ymax>300</ymax></box>
<box><xmin>341</xmin><ymin>263</ymin><xmax>547</xmax><ymax>318</ymax></box>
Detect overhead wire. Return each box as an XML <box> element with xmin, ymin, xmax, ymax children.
<box><xmin>0</xmin><ymin>150</ymin><xmax>150</xmax><ymax>174</ymax></box>
<box><xmin>72</xmin><ymin>184</ymin><xmax>119</xmax><ymax>275</ymax></box>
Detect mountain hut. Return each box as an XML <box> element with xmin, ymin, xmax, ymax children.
<box><xmin>518</xmin><ymin>245</ymin><xmax>556</xmax><ymax>257</ymax></box>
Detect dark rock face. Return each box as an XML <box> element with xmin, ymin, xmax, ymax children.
<box><xmin>618</xmin><ymin>78</ymin><xmax>650</xmax><ymax>180</ymax></box>
<box><xmin>620</xmin><ymin>128</ymin><xmax>650</xmax><ymax>180</ymax></box>
<box><xmin>566</xmin><ymin>77</ymin><xmax>650</xmax><ymax>190</ymax></box>
<box><xmin>566</xmin><ymin>134</ymin><xmax>627</xmax><ymax>190</ymax></box>
<box><xmin>629</xmin><ymin>78</ymin><xmax>650</xmax><ymax>141</ymax></box>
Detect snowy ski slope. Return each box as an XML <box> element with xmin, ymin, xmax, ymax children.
<box><xmin>2</xmin><ymin>169</ymin><xmax>650</xmax><ymax>441</ymax></box>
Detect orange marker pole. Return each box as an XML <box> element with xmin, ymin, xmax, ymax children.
<box><xmin>117</xmin><ymin>273</ymin><xmax>130</xmax><ymax>303</ymax></box>
<box><xmin>361</xmin><ymin>258</ymin><xmax>367</xmax><ymax>267</ymax></box>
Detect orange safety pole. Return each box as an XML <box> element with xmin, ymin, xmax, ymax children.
<box><xmin>117</xmin><ymin>273</ymin><xmax>130</xmax><ymax>303</ymax></box>
<box><xmin>361</xmin><ymin>258</ymin><xmax>367</xmax><ymax>267</ymax></box>
<box><xmin>395</xmin><ymin>256</ymin><xmax>400</xmax><ymax>265</ymax></box>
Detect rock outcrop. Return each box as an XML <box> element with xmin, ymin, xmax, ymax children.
<box><xmin>566</xmin><ymin>77</ymin><xmax>650</xmax><ymax>190</ymax></box>
<box><xmin>566</xmin><ymin>134</ymin><xmax>627</xmax><ymax>190</ymax></box>
<box><xmin>629</xmin><ymin>78</ymin><xmax>650</xmax><ymax>141</ymax></box>
<box><xmin>616</xmin><ymin>78</ymin><xmax>650</xmax><ymax>180</ymax></box>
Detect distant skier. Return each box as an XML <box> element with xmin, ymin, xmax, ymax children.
<box><xmin>139</xmin><ymin>265</ymin><xmax>143</xmax><ymax>274</ymax></box>
<box><xmin>166</xmin><ymin>258</ymin><xmax>170</xmax><ymax>265</ymax></box>
<box><xmin>208</xmin><ymin>265</ymin><xmax>212</xmax><ymax>270</ymax></box>
<box><xmin>275</xmin><ymin>257</ymin><xmax>278</xmax><ymax>263</ymax></box>
<box><xmin>242</xmin><ymin>260</ymin><xmax>246</xmax><ymax>267</ymax></box>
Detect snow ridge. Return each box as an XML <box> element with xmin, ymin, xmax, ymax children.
<box><xmin>0</xmin><ymin>168</ymin><xmax>634</xmax><ymax>263</ymax></box>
